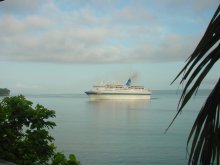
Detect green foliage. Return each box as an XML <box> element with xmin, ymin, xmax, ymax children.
<box><xmin>0</xmin><ymin>88</ymin><xmax>10</xmax><ymax>96</ymax></box>
<box><xmin>0</xmin><ymin>95</ymin><xmax>80</xmax><ymax>165</ymax></box>
<box><xmin>51</xmin><ymin>153</ymin><xmax>80</xmax><ymax>165</ymax></box>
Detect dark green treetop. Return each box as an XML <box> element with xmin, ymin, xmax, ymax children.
<box><xmin>0</xmin><ymin>95</ymin><xmax>80</xmax><ymax>165</ymax></box>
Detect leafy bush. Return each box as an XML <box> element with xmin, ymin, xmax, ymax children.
<box><xmin>0</xmin><ymin>95</ymin><xmax>80</xmax><ymax>165</ymax></box>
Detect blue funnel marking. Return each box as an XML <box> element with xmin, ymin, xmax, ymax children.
<box><xmin>126</xmin><ymin>78</ymin><xmax>131</xmax><ymax>86</ymax></box>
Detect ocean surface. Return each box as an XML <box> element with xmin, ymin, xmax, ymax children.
<box><xmin>7</xmin><ymin>90</ymin><xmax>211</xmax><ymax>165</ymax></box>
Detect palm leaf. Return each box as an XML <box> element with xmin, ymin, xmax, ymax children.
<box><xmin>171</xmin><ymin>4</ymin><xmax>220</xmax><ymax>86</ymax></box>
<box><xmin>168</xmin><ymin>3</ymin><xmax>220</xmax><ymax>164</ymax></box>
<box><xmin>187</xmin><ymin>78</ymin><xmax>220</xmax><ymax>164</ymax></box>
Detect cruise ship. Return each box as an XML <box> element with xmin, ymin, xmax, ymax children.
<box><xmin>85</xmin><ymin>78</ymin><xmax>151</xmax><ymax>100</ymax></box>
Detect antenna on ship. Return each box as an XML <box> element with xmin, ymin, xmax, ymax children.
<box><xmin>126</xmin><ymin>78</ymin><xmax>131</xmax><ymax>86</ymax></box>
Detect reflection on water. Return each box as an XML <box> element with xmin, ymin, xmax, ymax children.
<box><xmin>87</xmin><ymin>99</ymin><xmax>150</xmax><ymax>111</ymax></box>
<box><xmin>86</xmin><ymin>99</ymin><xmax>151</xmax><ymax>124</ymax></box>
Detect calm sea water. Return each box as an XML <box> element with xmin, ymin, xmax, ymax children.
<box><xmin>23</xmin><ymin>90</ymin><xmax>209</xmax><ymax>165</ymax></box>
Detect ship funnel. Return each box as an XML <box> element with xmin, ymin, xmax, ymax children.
<box><xmin>126</xmin><ymin>78</ymin><xmax>131</xmax><ymax>86</ymax></box>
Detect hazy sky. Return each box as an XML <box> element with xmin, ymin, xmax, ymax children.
<box><xmin>0</xmin><ymin>0</ymin><xmax>219</xmax><ymax>94</ymax></box>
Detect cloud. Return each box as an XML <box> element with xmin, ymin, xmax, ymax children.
<box><xmin>116</xmin><ymin>5</ymin><xmax>154</xmax><ymax>24</ymax></box>
<box><xmin>154</xmin><ymin>0</ymin><xmax>218</xmax><ymax>11</ymax></box>
<box><xmin>194</xmin><ymin>0</ymin><xmax>219</xmax><ymax>12</ymax></box>
<box><xmin>0</xmin><ymin>25</ymin><xmax>198</xmax><ymax>63</ymax></box>
<box><xmin>0</xmin><ymin>0</ymin><xmax>216</xmax><ymax>64</ymax></box>
<box><xmin>0</xmin><ymin>0</ymin><xmax>43</xmax><ymax>14</ymax></box>
<box><xmin>0</xmin><ymin>15</ymin><xmax>51</xmax><ymax>35</ymax></box>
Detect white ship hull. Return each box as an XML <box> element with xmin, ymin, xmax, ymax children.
<box><xmin>85</xmin><ymin>78</ymin><xmax>151</xmax><ymax>100</ymax></box>
<box><xmin>86</xmin><ymin>93</ymin><xmax>151</xmax><ymax>100</ymax></box>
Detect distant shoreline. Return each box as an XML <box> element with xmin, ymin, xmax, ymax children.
<box><xmin>0</xmin><ymin>88</ymin><xmax>10</xmax><ymax>96</ymax></box>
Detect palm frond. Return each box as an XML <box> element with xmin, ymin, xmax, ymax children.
<box><xmin>168</xmin><ymin>3</ymin><xmax>220</xmax><ymax>164</ymax></box>
<box><xmin>174</xmin><ymin>4</ymin><xmax>220</xmax><ymax>113</ymax></box>
<box><xmin>167</xmin><ymin>4</ymin><xmax>220</xmax><ymax>129</ymax></box>
<box><xmin>187</xmin><ymin>78</ymin><xmax>220</xmax><ymax>164</ymax></box>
